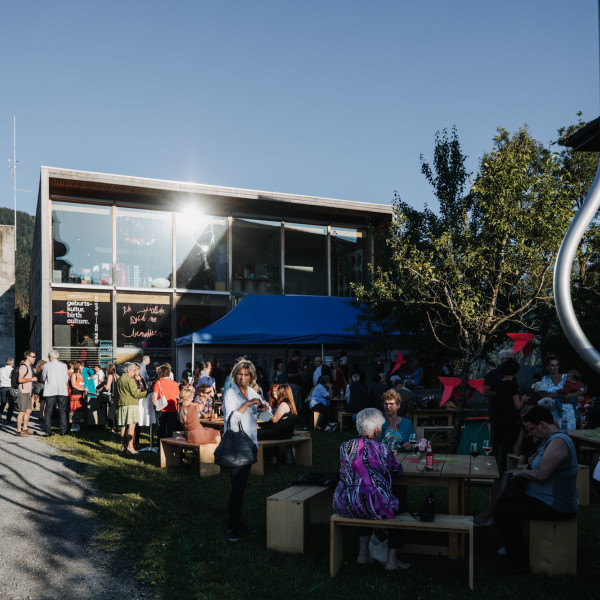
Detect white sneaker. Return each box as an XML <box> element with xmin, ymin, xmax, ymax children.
<box><xmin>327</xmin><ymin>422</ymin><xmax>339</xmax><ymax>433</ymax></box>
<box><xmin>71</xmin><ymin>424</ymin><xmax>80</xmax><ymax>432</ymax></box>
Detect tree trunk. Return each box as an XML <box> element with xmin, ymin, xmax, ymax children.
<box><xmin>449</xmin><ymin>375</ymin><xmax>470</xmax><ymax>454</ymax></box>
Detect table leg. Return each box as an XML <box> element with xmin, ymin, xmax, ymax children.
<box><xmin>448</xmin><ymin>479</ymin><xmax>460</xmax><ymax>559</ymax></box>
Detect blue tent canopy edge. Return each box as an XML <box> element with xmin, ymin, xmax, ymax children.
<box><xmin>175</xmin><ymin>294</ymin><xmax>373</xmax><ymax>346</ymax></box>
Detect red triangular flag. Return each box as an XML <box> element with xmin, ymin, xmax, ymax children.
<box><xmin>523</xmin><ymin>342</ymin><xmax>534</xmax><ymax>358</ymax></box>
<box><xmin>468</xmin><ymin>378</ymin><xmax>484</xmax><ymax>394</ymax></box>
<box><xmin>438</xmin><ymin>377</ymin><xmax>462</xmax><ymax>406</ymax></box>
<box><xmin>507</xmin><ymin>333</ymin><xmax>535</xmax><ymax>355</ymax></box>
<box><xmin>391</xmin><ymin>351</ymin><xmax>406</xmax><ymax>374</ymax></box>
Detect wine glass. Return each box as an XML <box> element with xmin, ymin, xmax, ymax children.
<box><xmin>470</xmin><ymin>442</ymin><xmax>480</xmax><ymax>470</ymax></box>
<box><xmin>580</xmin><ymin>414</ymin><xmax>587</xmax><ymax>429</ymax></box>
<box><xmin>482</xmin><ymin>439</ymin><xmax>493</xmax><ymax>466</ymax></box>
<box><xmin>409</xmin><ymin>433</ymin><xmax>418</xmax><ymax>456</ymax></box>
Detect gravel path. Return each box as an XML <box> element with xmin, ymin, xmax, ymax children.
<box><xmin>0</xmin><ymin>418</ymin><xmax>152</xmax><ymax>600</ymax></box>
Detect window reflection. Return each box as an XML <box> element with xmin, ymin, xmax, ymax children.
<box><xmin>116</xmin><ymin>208</ymin><xmax>172</xmax><ymax>288</ymax></box>
<box><xmin>175</xmin><ymin>294</ymin><xmax>228</xmax><ymax>337</ymax></box>
<box><xmin>284</xmin><ymin>223</ymin><xmax>327</xmax><ymax>295</ymax></box>
<box><xmin>331</xmin><ymin>227</ymin><xmax>365</xmax><ymax>297</ymax></box>
<box><xmin>232</xmin><ymin>219</ymin><xmax>281</xmax><ymax>294</ymax></box>
<box><xmin>52</xmin><ymin>202</ymin><xmax>113</xmax><ymax>285</ymax></box>
<box><xmin>176</xmin><ymin>213</ymin><xmax>228</xmax><ymax>291</ymax></box>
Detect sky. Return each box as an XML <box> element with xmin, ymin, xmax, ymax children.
<box><xmin>1</xmin><ymin>0</ymin><xmax>599</xmax><ymax>216</ymax></box>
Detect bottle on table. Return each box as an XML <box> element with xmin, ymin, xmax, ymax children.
<box><xmin>425</xmin><ymin>440</ymin><xmax>434</xmax><ymax>471</ymax></box>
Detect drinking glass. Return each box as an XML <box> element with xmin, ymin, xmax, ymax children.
<box><xmin>482</xmin><ymin>439</ymin><xmax>492</xmax><ymax>466</ymax></box>
<box><xmin>470</xmin><ymin>442</ymin><xmax>480</xmax><ymax>470</ymax></box>
<box><xmin>409</xmin><ymin>433</ymin><xmax>418</xmax><ymax>456</ymax></box>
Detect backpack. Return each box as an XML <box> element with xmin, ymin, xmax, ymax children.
<box><xmin>9</xmin><ymin>364</ymin><xmax>23</xmax><ymax>398</ymax></box>
<box><xmin>10</xmin><ymin>364</ymin><xmax>22</xmax><ymax>390</ymax></box>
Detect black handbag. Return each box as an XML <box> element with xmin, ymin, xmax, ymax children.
<box><xmin>213</xmin><ymin>413</ymin><xmax>258</xmax><ymax>468</ymax></box>
<box><xmin>412</xmin><ymin>490</ymin><xmax>435</xmax><ymax>522</ymax></box>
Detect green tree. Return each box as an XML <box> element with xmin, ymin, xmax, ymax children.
<box><xmin>354</xmin><ymin>126</ymin><xmax>575</xmax><ymax>450</ymax></box>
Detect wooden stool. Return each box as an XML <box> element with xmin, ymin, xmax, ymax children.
<box><xmin>529</xmin><ymin>518</ymin><xmax>577</xmax><ymax>576</ymax></box>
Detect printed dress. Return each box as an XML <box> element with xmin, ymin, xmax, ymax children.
<box><xmin>333</xmin><ymin>437</ymin><xmax>403</xmax><ymax>519</ymax></box>
<box><xmin>539</xmin><ymin>374</ymin><xmax>576</xmax><ymax>431</ymax></box>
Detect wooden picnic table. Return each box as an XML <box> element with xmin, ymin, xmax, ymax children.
<box><xmin>412</xmin><ymin>408</ymin><xmax>457</xmax><ymax>430</ymax></box>
<box><xmin>392</xmin><ymin>451</ymin><xmax>498</xmax><ymax>558</ymax></box>
<box><xmin>567</xmin><ymin>429</ymin><xmax>600</xmax><ymax>455</ymax></box>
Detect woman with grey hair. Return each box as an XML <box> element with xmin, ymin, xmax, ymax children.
<box><xmin>333</xmin><ymin>408</ymin><xmax>409</xmax><ymax>571</ymax></box>
<box><xmin>222</xmin><ymin>359</ymin><xmax>272</xmax><ymax>541</ymax></box>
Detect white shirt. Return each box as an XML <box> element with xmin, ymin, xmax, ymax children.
<box><xmin>223</xmin><ymin>384</ymin><xmax>272</xmax><ymax>447</ymax></box>
<box><xmin>0</xmin><ymin>364</ymin><xmax>13</xmax><ymax>388</ymax></box>
<box><xmin>42</xmin><ymin>360</ymin><xmax>69</xmax><ymax>396</ymax></box>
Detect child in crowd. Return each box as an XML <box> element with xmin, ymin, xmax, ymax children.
<box><xmin>561</xmin><ymin>370</ymin><xmax>584</xmax><ymax>396</ymax></box>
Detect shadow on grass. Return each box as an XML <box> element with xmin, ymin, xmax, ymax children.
<box><xmin>33</xmin><ymin>427</ymin><xmax>600</xmax><ymax>600</ymax></box>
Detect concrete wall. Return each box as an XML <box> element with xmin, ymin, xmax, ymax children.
<box><xmin>0</xmin><ymin>225</ymin><xmax>15</xmax><ymax>360</ymax></box>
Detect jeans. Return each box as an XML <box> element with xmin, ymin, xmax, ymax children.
<box><xmin>312</xmin><ymin>403</ymin><xmax>335</xmax><ymax>429</ymax></box>
<box><xmin>227</xmin><ymin>464</ymin><xmax>252</xmax><ymax>533</ymax></box>
<box><xmin>0</xmin><ymin>387</ymin><xmax>15</xmax><ymax>423</ymax></box>
<box><xmin>44</xmin><ymin>395</ymin><xmax>68</xmax><ymax>435</ymax></box>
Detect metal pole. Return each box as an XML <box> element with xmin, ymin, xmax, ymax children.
<box><xmin>553</xmin><ymin>0</ymin><xmax>600</xmax><ymax>374</ymax></box>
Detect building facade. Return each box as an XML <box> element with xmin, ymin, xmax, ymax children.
<box><xmin>31</xmin><ymin>167</ymin><xmax>392</xmax><ymax>370</ymax></box>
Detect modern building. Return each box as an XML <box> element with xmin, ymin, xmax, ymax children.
<box><xmin>30</xmin><ymin>167</ymin><xmax>392</xmax><ymax>372</ymax></box>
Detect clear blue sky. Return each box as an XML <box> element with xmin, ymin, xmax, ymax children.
<box><xmin>2</xmin><ymin>0</ymin><xmax>599</xmax><ymax>216</ymax></box>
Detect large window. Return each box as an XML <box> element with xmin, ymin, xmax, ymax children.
<box><xmin>52</xmin><ymin>290</ymin><xmax>113</xmax><ymax>363</ymax></box>
<box><xmin>176</xmin><ymin>213</ymin><xmax>228</xmax><ymax>291</ymax></box>
<box><xmin>232</xmin><ymin>219</ymin><xmax>281</xmax><ymax>294</ymax></box>
<box><xmin>116</xmin><ymin>208</ymin><xmax>172</xmax><ymax>288</ymax></box>
<box><xmin>175</xmin><ymin>294</ymin><xmax>228</xmax><ymax>338</ymax></box>
<box><xmin>284</xmin><ymin>223</ymin><xmax>328</xmax><ymax>295</ymax></box>
<box><xmin>52</xmin><ymin>202</ymin><xmax>113</xmax><ymax>285</ymax></box>
<box><xmin>116</xmin><ymin>293</ymin><xmax>172</xmax><ymax>352</ymax></box>
<box><xmin>331</xmin><ymin>227</ymin><xmax>365</xmax><ymax>297</ymax></box>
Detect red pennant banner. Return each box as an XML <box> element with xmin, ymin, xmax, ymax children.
<box><xmin>507</xmin><ymin>333</ymin><xmax>535</xmax><ymax>355</ymax></box>
<box><xmin>467</xmin><ymin>378</ymin><xmax>484</xmax><ymax>394</ymax></box>
<box><xmin>391</xmin><ymin>351</ymin><xmax>406</xmax><ymax>374</ymax></box>
<box><xmin>523</xmin><ymin>342</ymin><xmax>534</xmax><ymax>358</ymax></box>
<box><xmin>438</xmin><ymin>377</ymin><xmax>462</xmax><ymax>406</ymax></box>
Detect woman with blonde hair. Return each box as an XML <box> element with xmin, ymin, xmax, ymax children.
<box><xmin>178</xmin><ymin>388</ymin><xmax>221</xmax><ymax>444</ymax></box>
<box><xmin>222</xmin><ymin>359</ymin><xmax>272</xmax><ymax>541</ymax></box>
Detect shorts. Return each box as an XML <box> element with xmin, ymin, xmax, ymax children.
<box><xmin>16</xmin><ymin>393</ymin><xmax>33</xmax><ymax>412</ymax></box>
<box><xmin>117</xmin><ymin>404</ymin><xmax>140</xmax><ymax>427</ymax></box>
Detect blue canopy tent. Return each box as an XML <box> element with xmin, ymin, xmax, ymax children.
<box><xmin>175</xmin><ymin>295</ymin><xmax>375</xmax><ymax>366</ymax></box>
<box><xmin>176</xmin><ymin>294</ymin><xmax>373</xmax><ymax>346</ymax></box>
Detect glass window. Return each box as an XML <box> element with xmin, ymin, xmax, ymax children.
<box><xmin>232</xmin><ymin>219</ymin><xmax>281</xmax><ymax>294</ymax></box>
<box><xmin>116</xmin><ymin>208</ymin><xmax>172</xmax><ymax>288</ymax></box>
<box><xmin>331</xmin><ymin>227</ymin><xmax>366</xmax><ymax>297</ymax></box>
<box><xmin>52</xmin><ymin>202</ymin><xmax>113</xmax><ymax>285</ymax></box>
<box><xmin>52</xmin><ymin>290</ymin><xmax>113</xmax><ymax>363</ymax></box>
<box><xmin>116</xmin><ymin>293</ymin><xmax>172</xmax><ymax>353</ymax></box>
<box><xmin>175</xmin><ymin>213</ymin><xmax>228</xmax><ymax>291</ymax></box>
<box><xmin>284</xmin><ymin>223</ymin><xmax>327</xmax><ymax>295</ymax></box>
<box><xmin>175</xmin><ymin>294</ymin><xmax>229</xmax><ymax>338</ymax></box>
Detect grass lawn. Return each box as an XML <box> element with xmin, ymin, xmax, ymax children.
<box><xmin>47</xmin><ymin>428</ymin><xmax>600</xmax><ymax>600</ymax></box>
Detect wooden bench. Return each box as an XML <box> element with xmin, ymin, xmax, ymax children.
<box><xmin>253</xmin><ymin>436</ymin><xmax>312</xmax><ymax>476</ymax></box>
<box><xmin>330</xmin><ymin>513</ymin><xmax>474</xmax><ymax>589</ymax></box>
<box><xmin>528</xmin><ymin>517</ymin><xmax>577</xmax><ymax>576</ymax></box>
<box><xmin>267</xmin><ymin>484</ymin><xmax>333</xmax><ymax>553</ymax></box>
<box><xmin>159</xmin><ymin>437</ymin><xmax>220</xmax><ymax>477</ymax></box>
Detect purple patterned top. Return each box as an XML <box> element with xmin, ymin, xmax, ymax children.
<box><xmin>333</xmin><ymin>437</ymin><xmax>403</xmax><ymax>519</ymax></box>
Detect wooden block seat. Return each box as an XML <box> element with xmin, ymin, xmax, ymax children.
<box><xmin>267</xmin><ymin>484</ymin><xmax>333</xmax><ymax>553</ymax></box>
<box><xmin>337</xmin><ymin>411</ymin><xmax>354</xmax><ymax>432</ymax></box>
<box><xmin>529</xmin><ymin>517</ymin><xmax>577</xmax><ymax>576</ymax></box>
<box><xmin>159</xmin><ymin>437</ymin><xmax>220</xmax><ymax>477</ymax></box>
<box><xmin>253</xmin><ymin>436</ymin><xmax>312</xmax><ymax>476</ymax></box>
<box><xmin>330</xmin><ymin>513</ymin><xmax>475</xmax><ymax>589</ymax></box>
